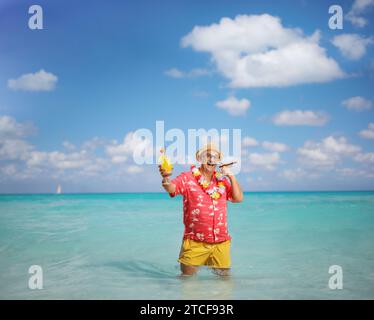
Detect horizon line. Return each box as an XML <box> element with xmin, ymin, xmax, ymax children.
<box><xmin>1</xmin><ymin>189</ymin><xmax>374</xmax><ymax>196</ymax></box>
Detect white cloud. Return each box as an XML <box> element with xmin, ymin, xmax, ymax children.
<box><xmin>298</xmin><ymin>147</ymin><xmax>334</xmax><ymax>167</ymax></box>
<box><xmin>262</xmin><ymin>141</ymin><xmax>289</xmax><ymax>152</ymax></box>
<box><xmin>106</xmin><ymin>132</ymin><xmax>153</xmax><ymax>163</ymax></box>
<box><xmin>279</xmin><ymin>168</ymin><xmax>320</xmax><ymax>181</ymax></box>
<box><xmin>26</xmin><ymin>150</ymin><xmax>91</xmax><ymax>170</ymax></box>
<box><xmin>359</xmin><ymin>123</ymin><xmax>374</xmax><ymax>139</ymax></box>
<box><xmin>21</xmin><ymin>136</ymin><xmax>113</xmax><ymax>173</ymax></box>
<box><xmin>336</xmin><ymin>167</ymin><xmax>369</xmax><ymax>177</ymax></box>
<box><xmin>25</xmin><ymin>142</ymin><xmax>115</xmax><ymax>175</ymax></box>
<box><xmin>81</xmin><ymin>137</ymin><xmax>107</xmax><ymax>151</ymax></box>
<box><xmin>25</xmin><ymin>151</ymin><xmax>47</xmax><ymax>167</ymax></box>
<box><xmin>323</xmin><ymin>136</ymin><xmax>361</xmax><ymax>154</ymax></box>
<box><xmin>297</xmin><ymin>136</ymin><xmax>361</xmax><ymax>167</ymax></box>
<box><xmin>0</xmin><ymin>115</ymin><xmax>36</xmax><ymax>138</ymax></box>
<box><xmin>247</xmin><ymin>176</ymin><xmax>264</xmax><ymax>183</ymax></box>
<box><xmin>164</xmin><ymin>67</ymin><xmax>210</xmax><ymax>78</ymax></box>
<box><xmin>47</xmin><ymin>151</ymin><xmax>91</xmax><ymax>170</ymax></box>
<box><xmin>77</xmin><ymin>157</ymin><xmax>111</xmax><ymax>177</ymax></box>
<box><xmin>335</xmin><ymin>167</ymin><xmax>372</xmax><ymax>177</ymax></box>
<box><xmin>164</xmin><ymin>68</ymin><xmax>184</xmax><ymax>78</ymax></box>
<box><xmin>0</xmin><ymin>114</ymin><xmax>158</xmax><ymax>189</ymax></box>
<box><xmin>215</xmin><ymin>96</ymin><xmax>250</xmax><ymax>116</ymax></box>
<box><xmin>272</xmin><ymin>110</ymin><xmax>329</xmax><ymax>126</ymax></box>
<box><xmin>242</xmin><ymin>136</ymin><xmax>259</xmax><ymax>147</ymax></box>
<box><xmin>0</xmin><ymin>116</ymin><xmax>36</xmax><ymax>161</ymax></box>
<box><xmin>342</xmin><ymin>96</ymin><xmax>373</xmax><ymax>111</ymax></box>
<box><xmin>346</xmin><ymin>0</ymin><xmax>374</xmax><ymax>28</ymax></box>
<box><xmin>246</xmin><ymin>175</ymin><xmax>271</xmax><ymax>187</ymax></box>
<box><xmin>331</xmin><ymin>34</ymin><xmax>374</xmax><ymax>60</ymax></box>
<box><xmin>8</xmin><ymin>69</ymin><xmax>58</xmax><ymax>91</ymax></box>
<box><xmin>247</xmin><ymin>152</ymin><xmax>280</xmax><ymax>170</ymax></box>
<box><xmin>0</xmin><ymin>139</ymin><xmax>34</xmax><ymax>161</ymax></box>
<box><xmin>181</xmin><ymin>14</ymin><xmax>344</xmax><ymax>88</ymax></box>
<box><xmin>126</xmin><ymin>165</ymin><xmax>144</xmax><ymax>174</ymax></box>
<box><xmin>1</xmin><ymin>164</ymin><xmax>17</xmax><ymax>176</ymax></box>
<box><xmin>62</xmin><ymin>141</ymin><xmax>76</xmax><ymax>151</ymax></box>
<box><xmin>336</xmin><ymin>167</ymin><xmax>358</xmax><ymax>176</ymax></box>
<box><xmin>354</xmin><ymin>152</ymin><xmax>374</xmax><ymax>163</ymax></box>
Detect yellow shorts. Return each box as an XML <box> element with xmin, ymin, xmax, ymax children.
<box><xmin>178</xmin><ymin>238</ymin><xmax>231</xmax><ymax>269</ymax></box>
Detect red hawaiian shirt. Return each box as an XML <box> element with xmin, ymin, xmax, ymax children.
<box><xmin>169</xmin><ymin>170</ymin><xmax>233</xmax><ymax>243</ymax></box>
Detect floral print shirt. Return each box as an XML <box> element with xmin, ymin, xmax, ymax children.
<box><xmin>169</xmin><ymin>170</ymin><xmax>233</xmax><ymax>243</ymax></box>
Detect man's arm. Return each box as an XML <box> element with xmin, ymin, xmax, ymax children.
<box><xmin>159</xmin><ymin>165</ymin><xmax>176</xmax><ymax>194</ymax></box>
<box><xmin>227</xmin><ymin>174</ymin><xmax>244</xmax><ymax>202</ymax></box>
<box><xmin>222</xmin><ymin>166</ymin><xmax>243</xmax><ymax>202</ymax></box>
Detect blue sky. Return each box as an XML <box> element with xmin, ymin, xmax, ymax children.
<box><xmin>0</xmin><ymin>0</ymin><xmax>374</xmax><ymax>193</ymax></box>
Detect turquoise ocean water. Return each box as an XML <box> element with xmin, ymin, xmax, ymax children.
<box><xmin>0</xmin><ymin>191</ymin><xmax>373</xmax><ymax>299</ymax></box>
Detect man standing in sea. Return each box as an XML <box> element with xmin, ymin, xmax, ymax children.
<box><xmin>159</xmin><ymin>142</ymin><xmax>243</xmax><ymax>277</ymax></box>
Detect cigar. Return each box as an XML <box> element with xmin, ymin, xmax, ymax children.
<box><xmin>218</xmin><ymin>161</ymin><xmax>237</xmax><ymax>168</ymax></box>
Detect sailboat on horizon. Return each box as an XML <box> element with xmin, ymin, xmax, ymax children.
<box><xmin>56</xmin><ymin>184</ymin><xmax>62</xmax><ymax>194</ymax></box>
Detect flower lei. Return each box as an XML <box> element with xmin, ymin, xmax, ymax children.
<box><xmin>191</xmin><ymin>165</ymin><xmax>226</xmax><ymax>200</ymax></box>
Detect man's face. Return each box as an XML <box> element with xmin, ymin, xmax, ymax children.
<box><xmin>200</xmin><ymin>150</ymin><xmax>220</xmax><ymax>173</ymax></box>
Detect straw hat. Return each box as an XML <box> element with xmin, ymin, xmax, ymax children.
<box><xmin>195</xmin><ymin>142</ymin><xmax>223</xmax><ymax>161</ymax></box>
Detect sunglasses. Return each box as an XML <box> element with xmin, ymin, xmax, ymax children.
<box><xmin>200</xmin><ymin>152</ymin><xmax>220</xmax><ymax>162</ymax></box>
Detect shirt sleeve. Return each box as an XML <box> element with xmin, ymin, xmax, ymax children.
<box><xmin>169</xmin><ymin>173</ymin><xmax>187</xmax><ymax>198</ymax></box>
